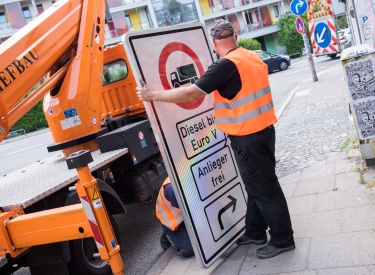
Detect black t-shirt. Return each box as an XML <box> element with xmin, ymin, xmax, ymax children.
<box><xmin>194</xmin><ymin>51</ymin><xmax>242</xmax><ymax>100</ymax></box>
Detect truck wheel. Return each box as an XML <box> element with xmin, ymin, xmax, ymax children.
<box><xmin>67</xmin><ymin>214</ymin><xmax>121</xmax><ymax>275</ymax></box>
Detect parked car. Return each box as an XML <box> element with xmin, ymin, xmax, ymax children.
<box><xmin>254</xmin><ymin>50</ymin><xmax>291</xmax><ymax>72</ymax></box>
<box><xmin>341</xmin><ymin>28</ymin><xmax>352</xmax><ymax>42</ymax></box>
<box><xmin>338</xmin><ymin>29</ymin><xmax>347</xmax><ymax>47</ymax></box>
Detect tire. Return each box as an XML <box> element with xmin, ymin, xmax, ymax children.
<box><xmin>278</xmin><ymin>61</ymin><xmax>289</xmax><ymax>71</ymax></box>
<box><xmin>328</xmin><ymin>53</ymin><xmax>337</xmax><ymax>58</ymax></box>
<box><xmin>67</xmin><ymin>214</ymin><xmax>121</xmax><ymax>275</ymax></box>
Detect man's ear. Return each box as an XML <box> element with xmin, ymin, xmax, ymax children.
<box><xmin>234</xmin><ymin>34</ymin><xmax>238</xmax><ymax>41</ymax></box>
<box><xmin>212</xmin><ymin>38</ymin><xmax>217</xmax><ymax>48</ymax></box>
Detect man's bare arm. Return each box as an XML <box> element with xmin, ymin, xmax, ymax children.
<box><xmin>136</xmin><ymin>80</ymin><xmax>206</xmax><ymax>103</ymax></box>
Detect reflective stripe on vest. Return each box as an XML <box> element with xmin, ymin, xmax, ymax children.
<box><xmin>215</xmin><ymin>99</ymin><xmax>274</xmax><ymax>124</ymax></box>
<box><xmin>213</xmin><ymin>47</ymin><xmax>277</xmax><ymax>135</ymax></box>
<box><xmin>155</xmin><ymin>179</ymin><xmax>183</xmax><ymax>231</ymax></box>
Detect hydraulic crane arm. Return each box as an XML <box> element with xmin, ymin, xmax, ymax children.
<box><xmin>0</xmin><ymin>0</ymin><xmax>83</xmax><ymax>141</ymax></box>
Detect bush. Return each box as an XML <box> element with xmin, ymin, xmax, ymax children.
<box><xmin>237</xmin><ymin>38</ymin><xmax>262</xmax><ymax>51</ymax></box>
<box><xmin>10</xmin><ymin>100</ymin><xmax>48</xmax><ymax>133</ymax></box>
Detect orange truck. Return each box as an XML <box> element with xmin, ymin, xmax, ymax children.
<box><xmin>0</xmin><ymin>0</ymin><xmax>167</xmax><ymax>274</ymax></box>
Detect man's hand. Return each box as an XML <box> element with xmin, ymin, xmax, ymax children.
<box><xmin>136</xmin><ymin>80</ymin><xmax>154</xmax><ymax>102</ymax></box>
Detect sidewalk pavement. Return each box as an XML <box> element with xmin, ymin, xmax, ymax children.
<box><xmin>147</xmin><ymin>60</ymin><xmax>375</xmax><ymax>274</ymax></box>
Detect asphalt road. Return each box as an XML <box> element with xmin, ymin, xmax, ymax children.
<box><xmin>5</xmin><ymin>55</ymin><xmax>342</xmax><ymax>275</ymax></box>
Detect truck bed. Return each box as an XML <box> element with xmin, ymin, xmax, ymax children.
<box><xmin>0</xmin><ymin>148</ymin><xmax>128</xmax><ymax>211</ymax></box>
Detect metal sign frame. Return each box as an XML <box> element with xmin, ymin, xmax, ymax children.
<box><xmin>122</xmin><ymin>23</ymin><xmax>247</xmax><ymax>268</ymax></box>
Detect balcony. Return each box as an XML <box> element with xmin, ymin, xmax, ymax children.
<box><xmin>108</xmin><ymin>0</ymin><xmax>146</xmax><ymax>9</ymax></box>
<box><xmin>238</xmin><ymin>17</ymin><xmax>277</xmax><ymax>34</ymax></box>
<box><xmin>201</xmin><ymin>0</ymin><xmax>266</xmax><ymax>15</ymax></box>
<box><xmin>0</xmin><ymin>22</ymin><xmax>12</xmax><ymax>31</ymax></box>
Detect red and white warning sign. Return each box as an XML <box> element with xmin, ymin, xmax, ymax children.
<box><xmin>123</xmin><ymin>23</ymin><xmax>246</xmax><ymax>268</ymax></box>
<box><xmin>309</xmin><ymin>16</ymin><xmax>339</xmax><ymax>55</ymax></box>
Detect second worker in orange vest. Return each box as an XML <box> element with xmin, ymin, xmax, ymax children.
<box><xmin>156</xmin><ymin>177</ymin><xmax>194</xmax><ymax>257</ymax></box>
<box><xmin>136</xmin><ymin>19</ymin><xmax>295</xmax><ymax>259</ymax></box>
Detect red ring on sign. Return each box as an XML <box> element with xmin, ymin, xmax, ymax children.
<box><xmin>159</xmin><ymin>42</ymin><xmax>205</xmax><ymax>110</ymax></box>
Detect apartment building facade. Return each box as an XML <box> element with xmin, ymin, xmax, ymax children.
<box><xmin>0</xmin><ymin>0</ymin><xmax>291</xmax><ymax>53</ymax></box>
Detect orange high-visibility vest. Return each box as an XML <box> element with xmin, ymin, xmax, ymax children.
<box><xmin>213</xmin><ymin>47</ymin><xmax>277</xmax><ymax>136</ymax></box>
<box><xmin>156</xmin><ymin>178</ymin><xmax>183</xmax><ymax>231</ymax></box>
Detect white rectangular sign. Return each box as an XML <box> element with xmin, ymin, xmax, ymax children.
<box><xmin>123</xmin><ymin>23</ymin><xmax>247</xmax><ymax>267</ymax></box>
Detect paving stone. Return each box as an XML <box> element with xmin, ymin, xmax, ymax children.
<box><xmin>274</xmin><ymin>95</ymin><xmax>356</xmax><ymax>178</ymax></box>
<box><xmin>293</xmin><ymin>175</ymin><xmax>336</xmax><ymax>197</ymax></box>
<box><xmin>316</xmin><ymin>188</ymin><xmax>372</xmax><ymax>212</ymax></box>
<box><xmin>342</xmin><ymin>204</ymin><xmax>375</xmax><ymax>233</ymax></box>
<box><xmin>326</xmin><ymin>151</ymin><xmax>348</xmax><ymax>164</ymax></box>
<box><xmin>347</xmin><ymin>149</ymin><xmax>361</xmax><ymax>158</ymax></box>
<box><xmin>316</xmin><ymin>265</ymin><xmax>375</xmax><ymax>275</ymax></box>
<box><xmin>159</xmin><ymin>253</ymin><xmax>194</xmax><ymax>275</ymax></box>
<box><xmin>239</xmin><ymin>238</ymin><xmax>309</xmax><ymax>275</ymax></box>
<box><xmin>335</xmin><ymin>172</ymin><xmax>360</xmax><ymax>190</ymax></box>
<box><xmin>292</xmin><ymin>209</ymin><xmax>342</xmax><ymax>238</ymax></box>
<box><xmin>363</xmin><ymin>167</ymin><xmax>375</xmax><ymax>183</ymax></box>
<box><xmin>278</xmin><ymin>270</ymin><xmax>317</xmax><ymax>275</ymax></box>
<box><xmin>279</xmin><ymin>170</ymin><xmax>302</xmax><ymax>185</ymax></box>
<box><xmin>287</xmin><ymin>194</ymin><xmax>317</xmax><ymax>216</ymax></box>
<box><xmin>281</xmin><ymin>182</ymin><xmax>297</xmax><ymax>198</ymax></box>
<box><xmin>335</xmin><ymin>159</ymin><xmax>356</xmax><ymax>174</ymax></box>
<box><xmin>183</xmin><ymin>245</ymin><xmax>249</xmax><ymax>275</ymax></box>
<box><xmin>299</xmin><ymin>161</ymin><xmax>335</xmax><ymax>181</ymax></box>
<box><xmin>308</xmin><ymin>232</ymin><xmax>375</xmax><ymax>269</ymax></box>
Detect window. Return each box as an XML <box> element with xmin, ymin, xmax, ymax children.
<box><xmin>272</xmin><ymin>5</ymin><xmax>279</xmax><ymax>17</ymax></box>
<box><xmin>22</xmin><ymin>7</ymin><xmax>31</xmax><ymax>19</ymax></box>
<box><xmin>256</xmin><ymin>51</ymin><xmax>271</xmax><ymax>60</ymax></box>
<box><xmin>37</xmin><ymin>4</ymin><xmax>44</xmax><ymax>15</ymax></box>
<box><xmin>151</xmin><ymin>0</ymin><xmax>198</xmax><ymax>27</ymax></box>
<box><xmin>125</xmin><ymin>14</ymin><xmax>132</xmax><ymax>27</ymax></box>
<box><xmin>0</xmin><ymin>12</ymin><xmax>6</xmax><ymax>24</ymax></box>
<box><xmin>102</xmin><ymin>59</ymin><xmax>128</xmax><ymax>86</ymax></box>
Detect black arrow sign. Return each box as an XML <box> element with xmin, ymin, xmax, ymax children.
<box><xmin>218</xmin><ymin>195</ymin><xmax>237</xmax><ymax>230</ymax></box>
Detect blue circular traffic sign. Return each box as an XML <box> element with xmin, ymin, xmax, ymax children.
<box><xmin>290</xmin><ymin>0</ymin><xmax>308</xmax><ymax>16</ymax></box>
<box><xmin>295</xmin><ymin>17</ymin><xmax>304</xmax><ymax>34</ymax></box>
<box><xmin>314</xmin><ymin>22</ymin><xmax>332</xmax><ymax>48</ymax></box>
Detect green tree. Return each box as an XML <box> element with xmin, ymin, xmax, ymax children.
<box><xmin>336</xmin><ymin>15</ymin><xmax>348</xmax><ymax>30</ymax></box>
<box><xmin>277</xmin><ymin>13</ymin><xmax>311</xmax><ymax>56</ymax></box>
<box><xmin>237</xmin><ymin>38</ymin><xmax>262</xmax><ymax>50</ymax></box>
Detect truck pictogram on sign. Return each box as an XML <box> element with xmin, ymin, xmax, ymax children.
<box><xmin>171</xmin><ymin>64</ymin><xmax>198</xmax><ymax>88</ymax></box>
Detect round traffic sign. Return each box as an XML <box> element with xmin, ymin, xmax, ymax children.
<box><xmin>295</xmin><ymin>17</ymin><xmax>304</xmax><ymax>34</ymax></box>
<box><xmin>314</xmin><ymin>22</ymin><xmax>332</xmax><ymax>49</ymax></box>
<box><xmin>290</xmin><ymin>0</ymin><xmax>308</xmax><ymax>16</ymax></box>
<box><xmin>159</xmin><ymin>42</ymin><xmax>205</xmax><ymax>110</ymax></box>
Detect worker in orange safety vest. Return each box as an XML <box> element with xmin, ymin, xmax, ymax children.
<box><xmin>156</xmin><ymin>177</ymin><xmax>194</xmax><ymax>257</ymax></box>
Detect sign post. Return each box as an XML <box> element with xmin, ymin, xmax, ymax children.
<box><xmin>291</xmin><ymin>1</ymin><xmax>318</xmax><ymax>82</ymax></box>
<box><xmin>123</xmin><ymin>23</ymin><xmax>247</xmax><ymax>268</ymax></box>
